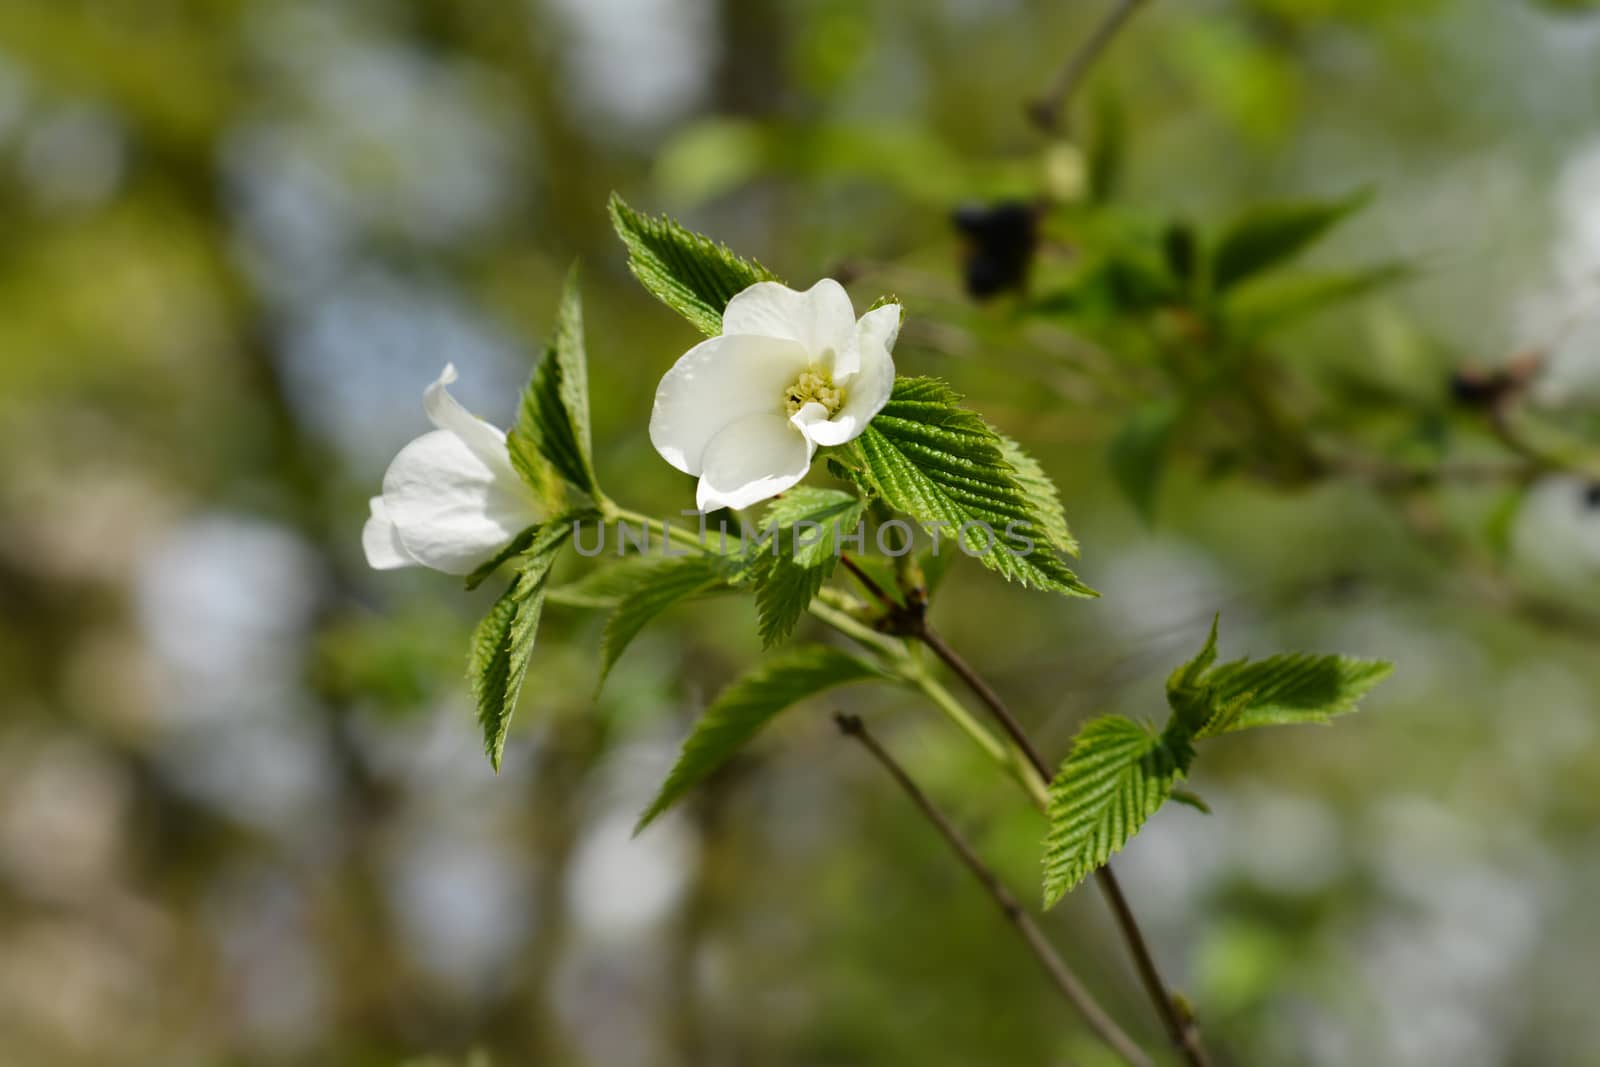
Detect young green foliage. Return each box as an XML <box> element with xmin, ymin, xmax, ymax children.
<box><xmin>469</xmin><ymin>518</ymin><xmax>576</xmax><ymax>770</ymax></box>
<box><xmin>1210</xmin><ymin>190</ymin><xmax>1371</xmax><ymax>293</ymax></box>
<box><xmin>746</xmin><ymin>488</ymin><xmax>867</xmax><ymax>647</ymax></box>
<box><xmin>1164</xmin><ymin>616</ymin><xmax>1394</xmax><ymax>738</ymax></box>
<box><xmin>597</xmin><ymin>555</ymin><xmax>730</xmax><ymax>691</ymax></box>
<box><xmin>844</xmin><ymin>377</ymin><xmax>1095</xmax><ymax>597</ymax></box>
<box><xmin>509</xmin><ymin>269</ymin><xmax>602</xmax><ymax>499</ymax></box>
<box><xmin>636</xmin><ymin>645</ymin><xmax>883</xmax><ymax>832</ymax></box>
<box><xmin>1198</xmin><ymin>652</ymin><xmax>1395</xmax><ymax>736</ymax></box>
<box><xmin>608</xmin><ymin>193</ymin><xmax>779</xmax><ymax>336</ymax></box>
<box><xmin>1042</xmin><ymin>715</ymin><xmax>1187</xmax><ymax>908</ymax></box>
<box><xmin>1041</xmin><ymin>618</ymin><xmax>1391</xmax><ymax>903</ymax></box>
<box><xmin>463</xmin><ymin>524</ymin><xmax>542</xmax><ymax>592</ymax></box>
<box><xmin>995</xmin><ymin>431</ymin><xmax>1078</xmax><ymax>556</ymax></box>
<box><xmin>546</xmin><ymin>555</ymin><xmax>675</xmax><ymax>609</ymax></box>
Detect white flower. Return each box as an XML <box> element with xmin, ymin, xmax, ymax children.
<box><xmin>649</xmin><ymin>279</ymin><xmax>901</xmax><ymax>511</ymax></box>
<box><xmin>363</xmin><ymin>364</ymin><xmax>543</xmax><ymax>575</ymax></box>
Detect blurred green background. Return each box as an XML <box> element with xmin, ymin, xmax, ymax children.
<box><xmin>4</xmin><ymin>0</ymin><xmax>1600</xmax><ymax>1064</ymax></box>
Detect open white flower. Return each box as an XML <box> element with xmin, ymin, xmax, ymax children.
<box><xmin>650</xmin><ymin>279</ymin><xmax>901</xmax><ymax>511</ymax></box>
<box><xmin>363</xmin><ymin>364</ymin><xmax>543</xmax><ymax>575</ymax></box>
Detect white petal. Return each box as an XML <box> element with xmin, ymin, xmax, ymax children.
<box><xmin>694</xmin><ymin>413</ymin><xmax>815</xmax><ymax>512</ymax></box>
<box><xmin>802</xmin><ymin>304</ymin><xmax>899</xmax><ymax>447</ymax></box>
<box><xmin>423</xmin><ymin>363</ymin><xmax>509</xmax><ymax>465</ymax></box>
<box><xmin>788</xmin><ymin>400</ymin><xmax>831</xmax><ymax>435</ymax></box>
<box><xmin>856</xmin><ymin>302</ymin><xmax>902</xmax><ymax>361</ymax></box>
<box><xmin>382</xmin><ymin>429</ymin><xmax>541</xmax><ymax>575</ymax></box>
<box><xmin>362</xmin><ymin>497</ymin><xmax>419</xmax><ymax>570</ymax></box>
<box><xmin>722</xmin><ymin>279</ymin><xmax>857</xmax><ymax>359</ymax></box>
<box><xmin>650</xmin><ymin>332</ymin><xmax>811</xmax><ymax>475</ymax></box>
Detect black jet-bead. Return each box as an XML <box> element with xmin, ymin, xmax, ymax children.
<box><xmin>952</xmin><ymin>201</ymin><xmax>1039</xmax><ymax>300</ymax></box>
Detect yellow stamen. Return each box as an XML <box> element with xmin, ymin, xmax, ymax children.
<box><xmin>784</xmin><ymin>368</ymin><xmax>844</xmax><ymax>418</ymax></box>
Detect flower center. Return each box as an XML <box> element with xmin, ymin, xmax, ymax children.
<box><xmin>784</xmin><ymin>367</ymin><xmax>844</xmax><ymax>418</ymax></box>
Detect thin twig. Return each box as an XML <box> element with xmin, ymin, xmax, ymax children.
<box><xmin>833</xmin><ymin>713</ymin><xmax>1156</xmax><ymax>1067</ymax></box>
<box><xmin>1027</xmin><ymin>0</ymin><xmax>1153</xmax><ymax>134</ymax></box>
<box><xmin>916</xmin><ymin>624</ymin><xmax>1213</xmax><ymax>1067</ymax></box>
<box><xmin>839</xmin><ymin>553</ymin><xmax>899</xmax><ymax>612</ymax></box>
<box><xmin>918</xmin><ymin>626</ymin><xmax>1046</xmax><ymax>773</ymax></box>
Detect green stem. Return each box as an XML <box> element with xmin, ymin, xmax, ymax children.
<box><xmin>916</xmin><ymin>623</ymin><xmax>1214</xmax><ymax>1067</ymax></box>
<box><xmin>604</xmin><ymin>506</ymin><xmax>1038</xmax><ymax>800</ymax></box>
<box><xmin>806</xmin><ymin>599</ymin><xmax>910</xmax><ymax>662</ymax></box>
<box><xmin>609</xmin><ymin>506</ymin><xmax>717</xmax><ymax>553</ymax></box>
<box><xmin>910</xmin><ymin>671</ymin><xmax>1049</xmax><ymax>809</ymax></box>
<box><xmin>833</xmin><ymin>713</ymin><xmax>1156</xmax><ymax>1067</ymax></box>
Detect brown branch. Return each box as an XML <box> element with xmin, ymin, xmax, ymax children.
<box><xmin>833</xmin><ymin>713</ymin><xmax>1155</xmax><ymax>1067</ymax></box>
<box><xmin>838</xmin><ymin>553</ymin><xmax>899</xmax><ymax>613</ymax></box>
<box><xmin>915</xmin><ymin>624</ymin><xmax>1214</xmax><ymax>1067</ymax></box>
<box><xmin>1027</xmin><ymin>0</ymin><xmax>1154</xmax><ymax>134</ymax></box>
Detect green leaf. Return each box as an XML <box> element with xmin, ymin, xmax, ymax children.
<box><xmin>1211</xmin><ymin>191</ymin><xmax>1370</xmax><ymax>293</ymax></box>
<box><xmin>636</xmin><ymin>646</ymin><xmax>883</xmax><ymax>832</ymax></box>
<box><xmin>995</xmin><ymin>432</ymin><xmax>1078</xmax><ymax>557</ymax></box>
<box><xmin>1170</xmin><ymin>788</ymin><xmax>1211</xmax><ymax>815</ymax></box>
<box><xmin>598</xmin><ymin>555</ymin><xmax>729</xmax><ymax>690</ymax></box>
<box><xmin>1108</xmin><ymin>399</ymin><xmax>1181</xmax><ymax>522</ymax></box>
<box><xmin>848</xmin><ymin>378</ymin><xmax>1096</xmax><ymax>598</ymax></box>
<box><xmin>1042</xmin><ymin>715</ymin><xmax>1187</xmax><ymax>906</ymax></box>
<box><xmin>1199</xmin><ymin>653</ymin><xmax>1393</xmax><ymax>736</ymax></box>
<box><xmin>547</xmin><ymin>556</ymin><xmax>670</xmax><ymax>609</ymax></box>
<box><xmin>1162</xmin><ymin>618</ymin><xmax>1392</xmax><ymax>739</ymax></box>
<box><xmin>469</xmin><ymin>520</ymin><xmax>574</xmax><ymax>770</ymax></box>
<box><xmin>747</xmin><ymin>488</ymin><xmax>867</xmax><ymax>647</ymax></box>
<box><xmin>463</xmin><ymin>525</ymin><xmax>540</xmax><ymax>592</ymax></box>
<box><xmin>1166</xmin><ymin>614</ymin><xmax>1220</xmax><ymax>698</ymax></box>
<box><xmin>1225</xmin><ymin>263</ymin><xmax>1409</xmax><ymax>336</ymax></box>
<box><xmin>509</xmin><ymin>268</ymin><xmax>602</xmax><ymax>497</ymax></box>
<box><xmin>608</xmin><ymin>193</ymin><xmax>779</xmax><ymax>336</ymax></box>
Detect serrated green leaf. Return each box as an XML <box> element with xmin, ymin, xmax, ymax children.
<box><xmin>1162</xmin><ymin>618</ymin><xmax>1392</xmax><ymax>740</ymax></box>
<box><xmin>469</xmin><ymin>521</ymin><xmax>573</xmax><ymax>770</ymax></box>
<box><xmin>995</xmin><ymin>432</ymin><xmax>1078</xmax><ymax>557</ymax></box>
<box><xmin>1211</xmin><ymin>190</ymin><xmax>1371</xmax><ymax>293</ymax></box>
<box><xmin>849</xmin><ymin>378</ymin><xmax>1096</xmax><ymax>598</ymax></box>
<box><xmin>509</xmin><ymin>269</ymin><xmax>601</xmax><ymax>497</ymax></box>
<box><xmin>636</xmin><ymin>646</ymin><xmax>883</xmax><ymax>832</ymax></box>
<box><xmin>609</xmin><ymin>193</ymin><xmax>779</xmax><ymax>336</ymax></box>
<box><xmin>1042</xmin><ymin>715</ymin><xmax>1185</xmax><ymax>906</ymax></box>
<box><xmin>598</xmin><ymin>555</ymin><xmax>729</xmax><ymax>690</ymax></box>
<box><xmin>1109</xmin><ymin>399</ymin><xmax>1180</xmax><ymax>523</ymax></box>
<box><xmin>1199</xmin><ymin>653</ymin><xmax>1393</xmax><ymax>736</ymax></box>
<box><xmin>747</xmin><ymin>489</ymin><xmax>867</xmax><ymax>647</ymax></box>
<box><xmin>1167</xmin><ymin>615</ymin><xmax>1221</xmax><ymax>694</ymax></box>
<box><xmin>753</xmin><ymin>561</ymin><xmax>829</xmax><ymax>649</ymax></box>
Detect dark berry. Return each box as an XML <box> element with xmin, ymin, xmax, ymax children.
<box><xmin>952</xmin><ymin>200</ymin><xmax>1039</xmax><ymax>301</ymax></box>
<box><xmin>1449</xmin><ymin>368</ymin><xmax>1511</xmax><ymax>408</ymax></box>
